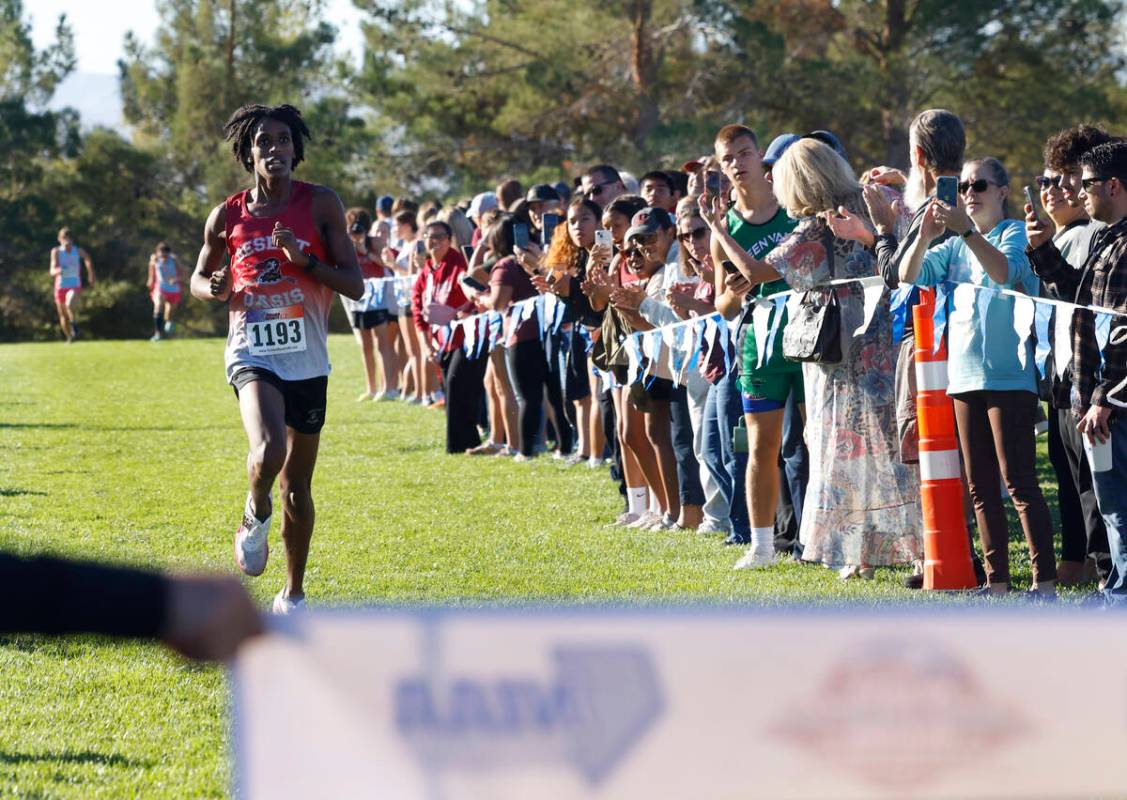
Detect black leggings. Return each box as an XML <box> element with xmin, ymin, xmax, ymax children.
<box><xmin>507</xmin><ymin>337</ymin><xmax>573</xmax><ymax>457</ymax></box>
<box><xmin>439</xmin><ymin>348</ymin><xmax>488</xmax><ymax>454</ymax></box>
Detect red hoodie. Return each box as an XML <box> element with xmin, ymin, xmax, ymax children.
<box><xmin>410</xmin><ymin>247</ymin><xmax>470</xmax><ymax>351</ymax></box>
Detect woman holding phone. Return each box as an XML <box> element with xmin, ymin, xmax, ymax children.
<box><xmin>900</xmin><ymin>157</ymin><xmax>1055</xmax><ymax>598</ymax></box>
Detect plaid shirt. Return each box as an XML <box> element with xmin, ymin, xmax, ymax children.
<box><xmin>1028</xmin><ymin>217</ymin><xmax>1127</xmax><ymax>416</ymax></box>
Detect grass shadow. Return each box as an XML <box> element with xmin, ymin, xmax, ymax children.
<box><xmin>0</xmin><ymin>423</ymin><xmax>78</xmax><ymax>430</ymax></box>
<box><xmin>0</xmin><ymin>488</ymin><xmax>47</xmax><ymax>497</ymax></box>
<box><xmin>0</xmin><ymin>751</ymin><xmax>150</xmax><ymax>768</ymax></box>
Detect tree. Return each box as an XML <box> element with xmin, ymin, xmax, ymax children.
<box><xmin>119</xmin><ymin>0</ymin><xmax>366</xmax><ymax>202</ymax></box>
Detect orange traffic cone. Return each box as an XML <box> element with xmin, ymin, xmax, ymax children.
<box><xmin>913</xmin><ymin>288</ymin><xmax>977</xmax><ymax>590</ymax></box>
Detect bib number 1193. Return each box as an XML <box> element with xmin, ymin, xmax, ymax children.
<box><xmin>246</xmin><ymin>305</ymin><xmax>307</xmax><ymax>355</ymax></box>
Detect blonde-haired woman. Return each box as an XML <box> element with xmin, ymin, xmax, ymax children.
<box><xmin>702</xmin><ymin>137</ymin><xmax>922</xmax><ymax>577</ymax></box>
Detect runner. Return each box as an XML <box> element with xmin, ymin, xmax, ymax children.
<box><xmin>146</xmin><ymin>241</ymin><xmax>183</xmax><ymax>340</ymax></box>
<box><xmin>189</xmin><ymin>103</ymin><xmax>363</xmax><ymax>614</ymax></box>
<box><xmin>49</xmin><ymin>227</ymin><xmax>95</xmax><ymax>342</ymax></box>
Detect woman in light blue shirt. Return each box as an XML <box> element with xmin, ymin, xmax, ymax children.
<box><xmin>901</xmin><ymin>157</ymin><xmax>1056</xmax><ymax>598</ymax></box>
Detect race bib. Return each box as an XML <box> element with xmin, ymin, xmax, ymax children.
<box><xmin>247</xmin><ymin>305</ymin><xmax>307</xmax><ymax>355</ymax></box>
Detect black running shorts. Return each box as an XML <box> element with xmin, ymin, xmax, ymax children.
<box><xmin>230</xmin><ymin>367</ymin><xmax>328</xmax><ymax>435</ymax></box>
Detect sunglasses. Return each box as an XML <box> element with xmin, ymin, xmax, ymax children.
<box><xmin>1035</xmin><ymin>175</ymin><xmax>1063</xmax><ymax>190</ymax></box>
<box><xmin>678</xmin><ymin>227</ymin><xmax>709</xmax><ymax>243</ymax></box>
<box><xmin>631</xmin><ymin>234</ymin><xmax>658</xmax><ymax>248</ymax></box>
<box><xmin>1081</xmin><ymin>176</ymin><xmax>1116</xmax><ymax>190</ymax></box>
<box><xmin>958</xmin><ymin>179</ymin><xmax>996</xmax><ymax>194</ymax></box>
<box><xmin>585</xmin><ymin>180</ymin><xmax>616</xmax><ymax>198</ymax></box>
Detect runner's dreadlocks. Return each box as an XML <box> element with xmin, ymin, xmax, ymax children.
<box><xmin>223</xmin><ymin>104</ymin><xmax>311</xmax><ymax>173</ymax></box>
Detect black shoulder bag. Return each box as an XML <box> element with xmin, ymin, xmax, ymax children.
<box><xmin>781</xmin><ymin>224</ymin><xmax>842</xmax><ymax>364</ymax></box>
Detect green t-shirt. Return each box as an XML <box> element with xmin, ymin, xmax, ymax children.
<box><xmin>727</xmin><ymin>206</ymin><xmax>799</xmax><ymax>382</ymax></box>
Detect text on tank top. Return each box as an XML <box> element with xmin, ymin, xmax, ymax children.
<box><xmin>56</xmin><ymin>247</ymin><xmax>82</xmax><ymax>289</ymax></box>
<box><xmin>224</xmin><ymin>181</ymin><xmax>332</xmax><ymax>368</ymax></box>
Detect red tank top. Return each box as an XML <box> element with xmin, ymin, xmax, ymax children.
<box><xmin>222</xmin><ymin>181</ymin><xmax>335</xmax><ymax>382</ymax></box>
<box><xmin>357</xmin><ymin>250</ymin><xmax>385</xmax><ymax>279</ymax></box>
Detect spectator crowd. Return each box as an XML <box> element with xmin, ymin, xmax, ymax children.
<box><xmin>336</xmin><ymin>112</ymin><xmax>1126</xmax><ymax>603</ymax></box>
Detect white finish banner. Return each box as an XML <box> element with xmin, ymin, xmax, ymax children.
<box><xmin>232</xmin><ymin>608</ymin><xmax>1126</xmax><ymax>799</ymax></box>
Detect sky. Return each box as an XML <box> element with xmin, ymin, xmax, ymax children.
<box><xmin>28</xmin><ymin>0</ymin><xmax>366</xmax><ymax>75</ymax></box>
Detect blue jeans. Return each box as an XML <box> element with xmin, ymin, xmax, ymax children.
<box><xmin>701</xmin><ymin>371</ymin><xmax>750</xmax><ymax>537</ymax></box>
<box><xmin>1094</xmin><ymin>418</ymin><xmax>1127</xmax><ymax>604</ymax></box>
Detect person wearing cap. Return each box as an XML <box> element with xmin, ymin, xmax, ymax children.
<box><xmin>707</xmin><ymin>125</ymin><xmax>803</xmax><ymax>566</ymax></box>
<box><xmin>468</xmin><ymin>191</ymin><xmax>499</xmax><ymax>247</ymax></box>
<box><xmin>369</xmin><ymin>194</ymin><xmax>395</xmax><ymax>245</ymax></box>
<box><xmin>607</xmin><ymin>208</ymin><xmax>683</xmax><ymax>530</ymax></box>
<box><xmin>611</xmin><ymin>206</ymin><xmax>706</xmax><ymax>531</ymax></box>
<box><xmin>525</xmin><ymin>184</ymin><xmax>562</xmax><ymax>238</ymax></box>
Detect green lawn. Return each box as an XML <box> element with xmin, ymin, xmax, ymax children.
<box><xmin>0</xmin><ymin>335</ymin><xmax>1083</xmax><ymax>797</ymax></box>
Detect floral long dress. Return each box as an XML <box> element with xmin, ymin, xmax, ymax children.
<box><xmin>764</xmin><ymin>201</ymin><xmax>922</xmax><ymax>568</ymax></box>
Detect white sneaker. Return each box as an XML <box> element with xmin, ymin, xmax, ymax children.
<box><xmin>734</xmin><ymin>546</ymin><xmax>775</xmax><ymax>570</ymax></box>
<box><xmin>586</xmin><ymin>457</ymin><xmax>602</xmax><ymax>469</ymax></box>
<box><xmin>357</xmin><ymin>390</ymin><xmax>375</xmax><ymax>402</ymax></box>
<box><xmin>627</xmin><ymin>510</ymin><xmax>661</xmax><ymax>529</ymax></box>
<box><xmin>234</xmin><ymin>496</ymin><xmax>270</xmax><ymax>577</ymax></box>
<box><xmin>649</xmin><ymin>514</ymin><xmax>680</xmax><ymax>532</ymax></box>
<box><xmin>272</xmin><ymin>590</ymin><xmax>306</xmax><ymax>615</ymax></box>
<box><xmin>163</xmin><ymin>320</ymin><xmax>175</xmax><ymax>335</ymax></box>
<box><xmin>376</xmin><ymin>389</ymin><xmax>400</xmax><ymax>402</ymax></box>
<box><xmin>564</xmin><ymin>453</ymin><xmax>586</xmax><ymax>467</ymax></box>
<box><xmin>696</xmin><ymin>519</ymin><xmax>730</xmax><ymax>535</ymax></box>
<box><xmin>609</xmin><ymin>511</ymin><xmax>640</xmax><ymax>527</ymax></box>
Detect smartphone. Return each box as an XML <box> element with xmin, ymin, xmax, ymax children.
<box><xmin>513</xmin><ymin>223</ymin><xmax>530</xmax><ymax>251</ymax></box>
<box><xmin>594</xmin><ymin>229</ymin><xmax>613</xmax><ymax>249</ymax></box>
<box><xmin>1024</xmin><ymin>185</ymin><xmax>1046</xmax><ymax>221</ymax></box>
<box><xmin>722</xmin><ymin>259</ymin><xmax>739</xmax><ymax>275</ymax></box>
<box><xmin>541</xmin><ymin>213</ymin><xmax>560</xmax><ymax>247</ymax></box>
<box><xmin>936</xmin><ymin>176</ymin><xmax>958</xmax><ymax>207</ymax></box>
<box><xmin>414</xmin><ymin>240</ymin><xmax>426</xmax><ymax>255</ymax></box>
<box><xmin>459</xmin><ymin>275</ymin><xmax>489</xmax><ymax>293</ymax></box>
<box><xmin>705</xmin><ymin>170</ymin><xmax>721</xmax><ymax>197</ymax></box>
<box><xmin>461</xmin><ymin>245</ymin><xmax>474</xmax><ymax>261</ymax></box>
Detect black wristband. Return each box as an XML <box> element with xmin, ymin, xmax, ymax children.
<box><xmin>303</xmin><ymin>253</ymin><xmax>320</xmax><ymax>274</ymax></box>
<box><xmin>961</xmin><ymin>228</ymin><xmax>975</xmax><ymax>239</ymax></box>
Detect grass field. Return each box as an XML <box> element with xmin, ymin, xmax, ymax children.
<box><xmin>0</xmin><ymin>335</ymin><xmax>1083</xmax><ymax>797</ymax></box>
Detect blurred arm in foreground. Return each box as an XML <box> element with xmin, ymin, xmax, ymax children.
<box><xmin>0</xmin><ymin>554</ymin><xmax>263</xmax><ymax>661</ymax></box>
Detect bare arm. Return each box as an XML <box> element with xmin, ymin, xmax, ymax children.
<box><xmin>307</xmin><ymin>188</ymin><xmax>364</xmax><ymax>301</ymax></box>
<box><xmin>700</xmin><ymin>195</ymin><xmax>778</xmax><ymax>293</ymax></box>
<box><xmin>49</xmin><ymin>248</ymin><xmax>59</xmax><ymax>276</ymax></box>
<box><xmin>80</xmin><ymin>248</ymin><xmax>95</xmax><ymax>285</ymax></box>
<box><xmin>191</xmin><ymin>203</ymin><xmax>231</xmax><ymax>302</ymax></box>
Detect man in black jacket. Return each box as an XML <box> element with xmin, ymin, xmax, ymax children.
<box><xmin>1027</xmin><ymin>141</ymin><xmax>1127</xmax><ymax>605</ymax></box>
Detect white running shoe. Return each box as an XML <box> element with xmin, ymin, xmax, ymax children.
<box><xmin>609</xmin><ymin>511</ymin><xmax>640</xmax><ymax>527</ymax></box>
<box><xmin>649</xmin><ymin>514</ymin><xmax>679</xmax><ymax>532</ymax></box>
<box><xmin>586</xmin><ymin>457</ymin><xmax>602</xmax><ymax>469</ymax></box>
<box><xmin>376</xmin><ymin>389</ymin><xmax>400</xmax><ymax>402</ymax></box>
<box><xmin>564</xmin><ymin>453</ymin><xmax>586</xmax><ymax>467</ymax></box>
<box><xmin>163</xmin><ymin>320</ymin><xmax>175</xmax><ymax>335</ymax></box>
<box><xmin>734</xmin><ymin>547</ymin><xmax>776</xmax><ymax>570</ymax></box>
<box><xmin>272</xmin><ymin>590</ymin><xmax>306</xmax><ymax>615</ymax></box>
<box><xmin>626</xmin><ymin>510</ymin><xmax>661</xmax><ymax>529</ymax></box>
<box><xmin>696</xmin><ymin>519</ymin><xmax>730</xmax><ymax>535</ymax></box>
<box><xmin>357</xmin><ymin>390</ymin><xmax>375</xmax><ymax>402</ymax></box>
<box><xmin>234</xmin><ymin>496</ymin><xmax>270</xmax><ymax>577</ymax></box>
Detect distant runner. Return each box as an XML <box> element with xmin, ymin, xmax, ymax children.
<box><xmin>190</xmin><ymin>103</ymin><xmax>363</xmax><ymax>614</ymax></box>
<box><xmin>147</xmin><ymin>241</ymin><xmax>183</xmax><ymax>340</ymax></box>
<box><xmin>49</xmin><ymin>227</ymin><xmax>95</xmax><ymax>342</ymax></box>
